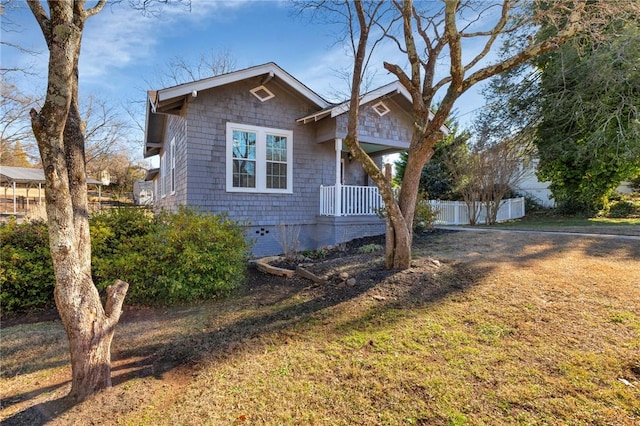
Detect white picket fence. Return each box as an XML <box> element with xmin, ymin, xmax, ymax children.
<box><xmin>427</xmin><ymin>197</ymin><xmax>525</xmax><ymax>225</ymax></box>
<box><xmin>320</xmin><ymin>184</ymin><xmax>525</xmax><ymax>224</ymax></box>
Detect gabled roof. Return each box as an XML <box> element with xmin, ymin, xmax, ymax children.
<box><xmin>296</xmin><ymin>80</ymin><xmax>449</xmax><ymax>135</ymax></box>
<box><xmin>144</xmin><ymin>64</ymin><xmax>450</xmax><ymax>158</ymax></box>
<box><xmin>144</xmin><ymin>62</ymin><xmax>332</xmax><ymax>158</ymax></box>
<box><xmin>296</xmin><ymin>81</ymin><xmax>411</xmax><ymax>123</ymax></box>
<box><xmin>148</xmin><ymin>62</ymin><xmax>331</xmax><ymax>114</ymax></box>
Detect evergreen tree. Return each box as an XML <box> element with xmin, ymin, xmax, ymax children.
<box><xmin>535</xmin><ymin>23</ymin><xmax>640</xmax><ymax>213</ymax></box>
<box><xmin>394</xmin><ymin>121</ymin><xmax>469</xmax><ymax>200</ymax></box>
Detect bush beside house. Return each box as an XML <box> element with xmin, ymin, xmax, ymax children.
<box><xmin>0</xmin><ymin>219</ymin><xmax>53</xmax><ymax>312</ymax></box>
<box><xmin>0</xmin><ymin>207</ymin><xmax>251</xmax><ymax>313</ymax></box>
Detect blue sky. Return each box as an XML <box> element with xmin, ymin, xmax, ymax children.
<box><xmin>3</xmin><ymin>0</ymin><xmax>488</xmax><ymax>162</ymax></box>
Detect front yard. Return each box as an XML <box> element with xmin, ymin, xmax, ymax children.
<box><xmin>1</xmin><ymin>230</ymin><xmax>639</xmax><ymax>425</ymax></box>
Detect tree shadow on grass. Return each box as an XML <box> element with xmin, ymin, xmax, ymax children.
<box><xmin>1</xmin><ymin>251</ymin><xmax>488</xmax><ymax>425</ymax></box>
<box><xmin>1</xmin><ymin>393</ymin><xmax>74</xmax><ymax>426</ymax></box>
<box><xmin>6</xmin><ymin>230</ymin><xmax>636</xmax><ymax>424</ymax></box>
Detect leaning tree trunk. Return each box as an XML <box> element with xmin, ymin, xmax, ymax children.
<box><xmin>341</xmin><ymin>1</ymin><xmax>417</xmax><ymax>270</ymax></box>
<box><xmin>28</xmin><ymin>0</ymin><xmax>128</xmax><ymax>402</ymax></box>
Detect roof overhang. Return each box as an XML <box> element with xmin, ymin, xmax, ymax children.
<box><xmin>0</xmin><ymin>165</ymin><xmax>104</xmax><ymax>185</ymax></box>
<box><xmin>144</xmin><ymin>168</ymin><xmax>159</xmax><ymax>181</ymax></box>
<box><xmin>359</xmin><ymin>142</ymin><xmax>406</xmax><ymax>156</ymax></box>
<box><xmin>144</xmin><ymin>62</ymin><xmax>331</xmax><ymax>158</ymax></box>
<box><xmin>0</xmin><ymin>166</ymin><xmax>45</xmax><ymax>184</ymax></box>
<box><xmin>144</xmin><ymin>104</ymin><xmax>166</xmax><ymax>158</ymax></box>
<box><xmin>296</xmin><ymin>80</ymin><xmax>450</xmax><ymax>136</ymax></box>
<box><xmin>149</xmin><ymin>62</ymin><xmax>330</xmax><ymax>114</ymax></box>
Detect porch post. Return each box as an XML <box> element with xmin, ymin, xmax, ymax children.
<box><xmin>12</xmin><ymin>181</ymin><xmax>16</xmax><ymax>215</ymax></box>
<box><xmin>335</xmin><ymin>138</ymin><xmax>342</xmax><ymax>217</ymax></box>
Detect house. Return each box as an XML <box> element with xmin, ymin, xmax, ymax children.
<box><xmin>0</xmin><ymin>165</ymin><xmax>105</xmax><ymax>215</ymax></box>
<box><xmin>513</xmin><ymin>159</ymin><xmax>635</xmax><ymax>208</ymax></box>
<box><xmin>143</xmin><ymin>62</ymin><xmax>423</xmax><ymax>257</ymax></box>
<box><xmin>513</xmin><ymin>159</ymin><xmax>556</xmax><ymax>208</ymax></box>
<box><xmin>132</xmin><ymin>180</ymin><xmax>154</xmax><ymax>205</ymax></box>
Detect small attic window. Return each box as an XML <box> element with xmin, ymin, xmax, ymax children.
<box><xmin>250</xmin><ymin>85</ymin><xmax>275</xmax><ymax>102</ymax></box>
<box><xmin>372</xmin><ymin>101</ymin><xmax>390</xmax><ymax>117</ymax></box>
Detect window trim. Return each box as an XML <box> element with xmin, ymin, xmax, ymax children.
<box><xmin>170</xmin><ymin>138</ymin><xmax>176</xmax><ymax>195</ymax></box>
<box><xmin>160</xmin><ymin>152</ymin><xmax>166</xmax><ymax>198</ymax></box>
<box><xmin>226</xmin><ymin>122</ymin><xmax>293</xmax><ymax>194</ymax></box>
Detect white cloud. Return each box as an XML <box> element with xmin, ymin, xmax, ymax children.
<box><xmin>79</xmin><ymin>1</ymin><xmax>252</xmax><ymax>84</ymax></box>
<box><xmin>81</xmin><ymin>8</ymin><xmax>157</xmax><ymax>81</ymax></box>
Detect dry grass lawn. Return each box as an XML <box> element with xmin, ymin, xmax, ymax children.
<box><xmin>1</xmin><ymin>230</ymin><xmax>639</xmax><ymax>425</ymax></box>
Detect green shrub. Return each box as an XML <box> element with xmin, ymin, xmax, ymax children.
<box><xmin>2</xmin><ymin>206</ymin><xmax>251</xmax><ymax>313</ymax></box>
<box><xmin>92</xmin><ymin>206</ymin><xmax>251</xmax><ymax>305</ymax></box>
<box><xmin>145</xmin><ymin>207</ymin><xmax>250</xmax><ymax>304</ymax></box>
<box><xmin>0</xmin><ymin>219</ymin><xmax>54</xmax><ymax>312</ymax></box>
<box><xmin>606</xmin><ymin>200</ymin><xmax>640</xmax><ymax>218</ymax></box>
<box><xmin>357</xmin><ymin>243</ymin><xmax>383</xmax><ymax>254</ymax></box>
<box><xmin>90</xmin><ymin>207</ymin><xmax>158</xmax><ymax>304</ymax></box>
<box><xmin>521</xmin><ymin>193</ymin><xmax>550</xmax><ymax>213</ymax></box>
<box><xmin>414</xmin><ymin>191</ymin><xmax>438</xmax><ymax>232</ymax></box>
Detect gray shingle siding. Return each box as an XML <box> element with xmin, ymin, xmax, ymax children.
<box><xmin>153</xmin><ymin>115</ymin><xmax>188</xmax><ymax>211</ymax></box>
<box><xmin>149</xmin><ymin>75</ymin><xmax>406</xmax><ymax>256</ymax></box>
<box><xmin>181</xmin><ymin>80</ymin><xmax>336</xmax><ymax>231</ymax></box>
<box><xmin>335</xmin><ymin>99</ymin><xmax>413</xmax><ymax>146</ymax></box>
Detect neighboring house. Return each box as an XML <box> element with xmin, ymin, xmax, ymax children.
<box><xmin>143</xmin><ymin>62</ymin><xmax>432</xmax><ymax>257</ymax></box>
<box><xmin>513</xmin><ymin>159</ymin><xmax>635</xmax><ymax>208</ymax></box>
<box><xmin>132</xmin><ymin>180</ymin><xmax>153</xmax><ymax>205</ymax></box>
<box><xmin>513</xmin><ymin>159</ymin><xmax>556</xmax><ymax>208</ymax></box>
<box><xmin>0</xmin><ymin>165</ymin><xmax>105</xmax><ymax>214</ymax></box>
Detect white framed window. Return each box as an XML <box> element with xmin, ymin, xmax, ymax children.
<box><xmin>160</xmin><ymin>152</ymin><xmax>166</xmax><ymax>198</ymax></box>
<box><xmin>226</xmin><ymin>122</ymin><xmax>293</xmax><ymax>193</ymax></box>
<box><xmin>170</xmin><ymin>138</ymin><xmax>176</xmax><ymax>194</ymax></box>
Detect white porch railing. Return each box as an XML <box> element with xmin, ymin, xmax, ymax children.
<box><xmin>320</xmin><ymin>185</ymin><xmax>384</xmax><ymax>216</ymax></box>
<box><xmin>319</xmin><ymin>185</ymin><xmax>525</xmax><ymax>224</ymax></box>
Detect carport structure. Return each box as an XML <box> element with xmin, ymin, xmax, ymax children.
<box><xmin>0</xmin><ymin>165</ymin><xmax>104</xmax><ymax>215</ymax></box>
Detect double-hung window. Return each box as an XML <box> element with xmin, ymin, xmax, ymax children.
<box><xmin>160</xmin><ymin>152</ymin><xmax>166</xmax><ymax>198</ymax></box>
<box><xmin>226</xmin><ymin>122</ymin><xmax>292</xmax><ymax>193</ymax></box>
<box><xmin>170</xmin><ymin>138</ymin><xmax>176</xmax><ymax>194</ymax></box>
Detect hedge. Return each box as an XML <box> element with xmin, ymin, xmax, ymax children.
<box><xmin>0</xmin><ymin>207</ymin><xmax>251</xmax><ymax>313</ymax></box>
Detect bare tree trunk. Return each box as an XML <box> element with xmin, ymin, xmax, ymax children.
<box><xmin>383</xmin><ymin>164</ymin><xmax>395</xmax><ymax>269</ymax></box>
<box><xmin>58</xmin><ymin>279</ymin><xmax>128</xmax><ymax>401</ymax></box>
<box><xmin>381</xmin><ymin>162</ymin><xmax>412</xmax><ymax>270</ymax></box>
<box><xmin>27</xmin><ymin>0</ymin><xmax>128</xmax><ymax>402</ymax></box>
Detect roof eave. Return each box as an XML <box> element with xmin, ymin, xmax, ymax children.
<box><xmin>155</xmin><ymin>62</ymin><xmax>330</xmax><ymax>109</ymax></box>
<box><xmin>303</xmin><ymin>81</ymin><xmax>450</xmax><ymax>136</ymax></box>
